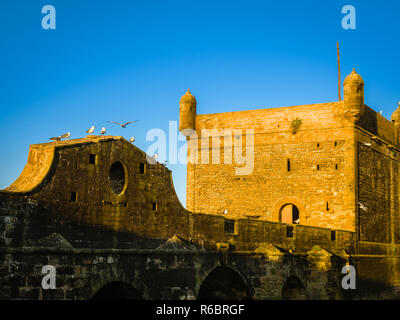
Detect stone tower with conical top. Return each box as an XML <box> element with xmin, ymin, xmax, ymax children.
<box><xmin>179</xmin><ymin>89</ymin><xmax>197</xmax><ymax>136</ymax></box>
<box><xmin>343</xmin><ymin>68</ymin><xmax>365</xmax><ymax>123</ymax></box>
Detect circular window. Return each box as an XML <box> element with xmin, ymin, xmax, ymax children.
<box><xmin>108</xmin><ymin>162</ymin><xmax>126</xmax><ymax>194</ymax></box>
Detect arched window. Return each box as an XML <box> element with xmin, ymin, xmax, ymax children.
<box><xmin>280</xmin><ymin>204</ymin><xmax>299</xmax><ymax>224</ymax></box>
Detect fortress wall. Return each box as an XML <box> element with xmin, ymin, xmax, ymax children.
<box><xmin>357</xmin><ymin>141</ymin><xmax>399</xmax><ymax>244</ymax></box>
<box><xmin>358</xmin><ymin>105</ymin><xmax>397</xmax><ymax>145</ymax></box>
<box><xmin>195</xmin><ymin>102</ymin><xmax>344</xmax><ymax>132</ymax></box>
<box><xmin>187</xmin><ymin>102</ymin><xmax>357</xmax><ymax>231</ymax></box>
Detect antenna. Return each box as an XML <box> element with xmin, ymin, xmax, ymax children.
<box><xmin>337</xmin><ymin>42</ymin><xmax>342</xmax><ymax>101</ymax></box>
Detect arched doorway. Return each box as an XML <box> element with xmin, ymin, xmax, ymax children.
<box><xmin>92</xmin><ymin>281</ymin><xmax>143</xmax><ymax>300</ymax></box>
<box><xmin>280</xmin><ymin>204</ymin><xmax>299</xmax><ymax>224</ymax></box>
<box><xmin>282</xmin><ymin>276</ymin><xmax>308</xmax><ymax>300</ymax></box>
<box><xmin>197</xmin><ymin>267</ymin><xmax>251</xmax><ymax>300</ymax></box>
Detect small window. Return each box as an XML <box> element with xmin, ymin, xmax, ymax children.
<box><xmin>335</xmin><ymin>164</ymin><xmax>338</xmax><ymax>170</ymax></box>
<box><xmin>140</xmin><ymin>163</ymin><xmax>146</xmax><ymax>174</ymax></box>
<box><xmin>334</xmin><ymin>141</ymin><xmax>338</xmax><ymax>147</ymax></box>
<box><xmin>224</xmin><ymin>219</ymin><xmax>236</xmax><ymax>234</ymax></box>
<box><xmin>317</xmin><ymin>165</ymin><xmax>320</xmax><ymax>171</ymax></box>
<box><xmin>152</xmin><ymin>202</ymin><xmax>157</xmax><ymax>211</ymax></box>
<box><xmin>326</xmin><ymin>202</ymin><xmax>329</xmax><ymax>211</ymax></box>
<box><xmin>89</xmin><ymin>154</ymin><xmax>97</xmax><ymax>164</ymax></box>
<box><xmin>287</xmin><ymin>159</ymin><xmax>291</xmax><ymax>172</ymax></box>
<box><xmin>331</xmin><ymin>230</ymin><xmax>336</xmax><ymax>241</ymax></box>
<box><xmin>75</xmin><ymin>161</ymin><xmax>78</xmax><ymax>169</ymax></box>
<box><xmin>316</xmin><ymin>143</ymin><xmax>320</xmax><ymax>148</ymax></box>
<box><xmin>70</xmin><ymin>192</ymin><xmax>77</xmax><ymax>202</ymax></box>
<box><xmin>286</xmin><ymin>225</ymin><xmax>294</xmax><ymax>238</ymax></box>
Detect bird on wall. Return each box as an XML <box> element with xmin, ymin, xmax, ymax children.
<box><xmin>379</xmin><ymin>110</ymin><xmax>383</xmax><ymax>115</ymax></box>
<box><xmin>223</xmin><ymin>209</ymin><xmax>228</xmax><ymax>215</ymax></box>
<box><xmin>359</xmin><ymin>202</ymin><xmax>368</xmax><ymax>211</ymax></box>
<box><xmin>60</xmin><ymin>132</ymin><xmax>71</xmax><ymax>139</ymax></box>
<box><xmin>86</xmin><ymin>125</ymin><xmax>95</xmax><ymax>134</ymax></box>
<box><xmin>293</xmin><ymin>219</ymin><xmax>300</xmax><ymax>224</ymax></box>
<box><xmin>129</xmin><ymin>137</ymin><xmax>135</xmax><ymax>143</ymax></box>
<box><xmin>49</xmin><ymin>132</ymin><xmax>70</xmax><ymax>142</ymax></box>
<box><xmin>153</xmin><ymin>154</ymin><xmax>158</xmax><ymax>159</ymax></box>
<box><xmin>100</xmin><ymin>127</ymin><xmax>106</xmax><ymax>135</ymax></box>
<box><xmin>107</xmin><ymin>120</ymin><xmax>138</xmax><ymax>128</ymax></box>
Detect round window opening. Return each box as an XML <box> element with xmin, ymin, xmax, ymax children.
<box><xmin>109</xmin><ymin>162</ymin><xmax>126</xmax><ymax>194</ymax></box>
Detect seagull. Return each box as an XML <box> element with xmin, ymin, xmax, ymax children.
<box><xmin>129</xmin><ymin>137</ymin><xmax>135</xmax><ymax>143</ymax></box>
<box><xmin>107</xmin><ymin>120</ymin><xmax>138</xmax><ymax>128</ymax></box>
<box><xmin>359</xmin><ymin>202</ymin><xmax>367</xmax><ymax>211</ymax></box>
<box><xmin>49</xmin><ymin>132</ymin><xmax>70</xmax><ymax>141</ymax></box>
<box><xmin>100</xmin><ymin>127</ymin><xmax>106</xmax><ymax>135</ymax></box>
<box><xmin>293</xmin><ymin>219</ymin><xmax>299</xmax><ymax>224</ymax></box>
<box><xmin>379</xmin><ymin>110</ymin><xmax>383</xmax><ymax>115</ymax></box>
<box><xmin>153</xmin><ymin>154</ymin><xmax>158</xmax><ymax>159</ymax></box>
<box><xmin>363</xmin><ymin>142</ymin><xmax>372</xmax><ymax>146</ymax></box>
<box><xmin>59</xmin><ymin>132</ymin><xmax>70</xmax><ymax>139</ymax></box>
<box><xmin>86</xmin><ymin>125</ymin><xmax>95</xmax><ymax>134</ymax></box>
<box><xmin>223</xmin><ymin>209</ymin><xmax>228</xmax><ymax>215</ymax></box>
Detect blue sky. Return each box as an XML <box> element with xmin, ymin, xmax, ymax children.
<box><xmin>0</xmin><ymin>0</ymin><xmax>399</xmax><ymax>206</ymax></box>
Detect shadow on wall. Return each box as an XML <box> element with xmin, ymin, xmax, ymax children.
<box><xmin>282</xmin><ymin>276</ymin><xmax>308</xmax><ymax>300</ymax></box>
<box><xmin>197</xmin><ymin>266</ymin><xmax>252</xmax><ymax>300</ymax></box>
<box><xmin>91</xmin><ymin>281</ymin><xmax>143</xmax><ymax>300</ymax></box>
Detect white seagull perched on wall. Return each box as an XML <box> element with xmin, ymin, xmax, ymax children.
<box><xmin>86</xmin><ymin>125</ymin><xmax>95</xmax><ymax>134</ymax></box>
<box><xmin>129</xmin><ymin>137</ymin><xmax>135</xmax><ymax>143</ymax></box>
<box><xmin>100</xmin><ymin>127</ymin><xmax>106</xmax><ymax>135</ymax></box>
<box><xmin>49</xmin><ymin>132</ymin><xmax>70</xmax><ymax>141</ymax></box>
<box><xmin>60</xmin><ymin>132</ymin><xmax>71</xmax><ymax>139</ymax></box>
<box><xmin>107</xmin><ymin>120</ymin><xmax>138</xmax><ymax>128</ymax></box>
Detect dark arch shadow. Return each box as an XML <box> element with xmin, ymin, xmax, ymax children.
<box><xmin>282</xmin><ymin>276</ymin><xmax>308</xmax><ymax>300</ymax></box>
<box><xmin>197</xmin><ymin>267</ymin><xmax>252</xmax><ymax>300</ymax></box>
<box><xmin>91</xmin><ymin>281</ymin><xmax>143</xmax><ymax>300</ymax></box>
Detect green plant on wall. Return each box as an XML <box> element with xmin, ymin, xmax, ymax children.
<box><xmin>291</xmin><ymin>118</ymin><xmax>302</xmax><ymax>134</ymax></box>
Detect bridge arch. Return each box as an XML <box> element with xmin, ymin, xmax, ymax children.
<box><xmin>197</xmin><ymin>266</ymin><xmax>252</xmax><ymax>300</ymax></box>
<box><xmin>91</xmin><ymin>281</ymin><xmax>143</xmax><ymax>300</ymax></box>
<box><xmin>282</xmin><ymin>275</ymin><xmax>308</xmax><ymax>300</ymax></box>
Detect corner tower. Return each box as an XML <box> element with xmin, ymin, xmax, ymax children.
<box><xmin>391</xmin><ymin>102</ymin><xmax>400</xmax><ymax>126</ymax></box>
<box><xmin>343</xmin><ymin>68</ymin><xmax>365</xmax><ymax>122</ymax></box>
<box><xmin>179</xmin><ymin>89</ymin><xmax>197</xmax><ymax>136</ymax></box>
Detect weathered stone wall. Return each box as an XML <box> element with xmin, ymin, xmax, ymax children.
<box><xmin>187</xmin><ymin>102</ymin><xmax>357</xmax><ymax>231</ymax></box>
<box><xmin>0</xmin><ymin>246</ymin><xmax>348</xmax><ymax>300</ymax></box>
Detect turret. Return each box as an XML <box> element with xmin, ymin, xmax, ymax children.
<box><xmin>343</xmin><ymin>68</ymin><xmax>365</xmax><ymax>123</ymax></box>
<box><xmin>391</xmin><ymin>102</ymin><xmax>400</xmax><ymax>126</ymax></box>
<box><xmin>179</xmin><ymin>89</ymin><xmax>197</xmax><ymax>136</ymax></box>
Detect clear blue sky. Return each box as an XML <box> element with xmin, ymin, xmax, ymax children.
<box><xmin>0</xmin><ymin>0</ymin><xmax>399</xmax><ymax>206</ymax></box>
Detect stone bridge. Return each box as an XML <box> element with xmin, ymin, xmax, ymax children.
<box><xmin>0</xmin><ymin>136</ymin><xmax>399</xmax><ymax>299</ymax></box>
<box><xmin>1</xmin><ymin>243</ymin><xmax>345</xmax><ymax>300</ymax></box>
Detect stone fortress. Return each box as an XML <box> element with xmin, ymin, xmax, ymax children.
<box><xmin>0</xmin><ymin>68</ymin><xmax>400</xmax><ymax>299</ymax></box>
